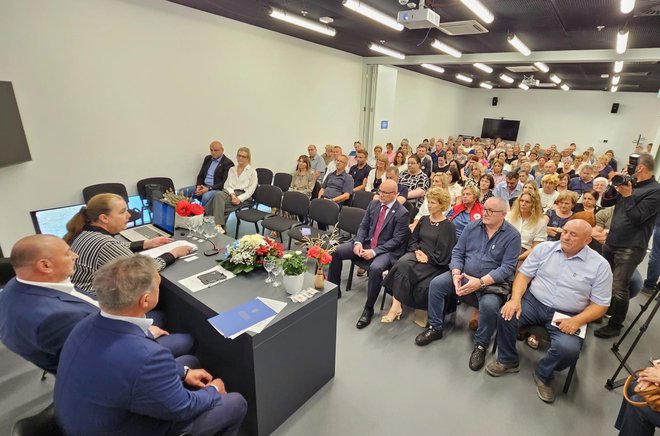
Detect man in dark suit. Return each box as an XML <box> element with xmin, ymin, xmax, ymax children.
<box><xmin>328</xmin><ymin>179</ymin><xmax>410</xmax><ymax>329</ymax></box>
<box><xmin>55</xmin><ymin>255</ymin><xmax>247</xmax><ymax>436</ymax></box>
<box><xmin>181</xmin><ymin>140</ymin><xmax>235</xmax><ymax>205</ymax></box>
<box><xmin>0</xmin><ymin>235</ymin><xmax>194</xmax><ymax>374</ymax></box>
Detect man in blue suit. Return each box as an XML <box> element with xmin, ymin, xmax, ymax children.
<box><xmin>328</xmin><ymin>179</ymin><xmax>410</xmax><ymax>328</ymax></box>
<box><xmin>0</xmin><ymin>235</ymin><xmax>194</xmax><ymax>374</ymax></box>
<box><xmin>55</xmin><ymin>255</ymin><xmax>247</xmax><ymax>436</ymax></box>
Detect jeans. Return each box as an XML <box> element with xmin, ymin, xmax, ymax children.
<box><xmin>179</xmin><ymin>185</ymin><xmax>217</xmax><ymax>206</ymax></box>
<box><xmin>643</xmin><ymin>223</ymin><xmax>660</xmax><ymax>290</ymax></box>
<box><xmin>496</xmin><ymin>292</ymin><xmax>583</xmax><ymax>384</ymax></box>
<box><xmin>427</xmin><ymin>271</ymin><xmax>503</xmax><ymax>347</ymax></box>
<box><xmin>615</xmin><ymin>379</ymin><xmax>660</xmax><ymax>436</ymax></box>
<box><xmin>602</xmin><ymin>245</ymin><xmax>647</xmax><ymax>329</ymax></box>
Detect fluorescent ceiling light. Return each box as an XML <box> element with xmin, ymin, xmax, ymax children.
<box><xmin>499</xmin><ymin>73</ymin><xmax>514</xmax><ymax>83</ymax></box>
<box><xmin>431</xmin><ymin>39</ymin><xmax>462</xmax><ymax>58</ymax></box>
<box><xmin>620</xmin><ymin>0</ymin><xmax>635</xmax><ymax>14</ymax></box>
<box><xmin>612</xmin><ymin>75</ymin><xmax>620</xmax><ymax>85</ymax></box>
<box><xmin>269</xmin><ymin>8</ymin><xmax>336</xmax><ymax>37</ymax></box>
<box><xmin>507</xmin><ymin>34</ymin><xmax>531</xmax><ymax>56</ymax></box>
<box><xmin>456</xmin><ymin>73</ymin><xmax>473</xmax><ymax>83</ymax></box>
<box><xmin>560</xmin><ymin>84</ymin><xmax>570</xmax><ymax>91</ymax></box>
<box><xmin>473</xmin><ymin>63</ymin><xmax>493</xmax><ymax>73</ymax></box>
<box><xmin>616</xmin><ymin>29</ymin><xmax>629</xmax><ymax>54</ymax></box>
<box><xmin>611</xmin><ymin>86</ymin><xmax>618</xmax><ymax>92</ymax></box>
<box><xmin>549</xmin><ymin>74</ymin><xmax>562</xmax><ymax>84</ymax></box>
<box><xmin>369</xmin><ymin>43</ymin><xmax>405</xmax><ymax>60</ymax></box>
<box><xmin>479</xmin><ymin>82</ymin><xmax>493</xmax><ymax>89</ymax></box>
<box><xmin>460</xmin><ymin>0</ymin><xmax>494</xmax><ymax>24</ymax></box>
<box><xmin>518</xmin><ymin>82</ymin><xmax>529</xmax><ymax>90</ymax></box>
<box><xmin>342</xmin><ymin>0</ymin><xmax>403</xmax><ymax>31</ymax></box>
<box><xmin>614</xmin><ymin>61</ymin><xmax>624</xmax><ymax>73</ymax></box>
<box><xmin>421</xmin><ymin>64</ymin><xmax>445</xmax><ymax>73</ymax></box>
<box><xmin>533</xmin><ymin>62</ymin><xmax>549</xmax><ymax>73</ymax></box>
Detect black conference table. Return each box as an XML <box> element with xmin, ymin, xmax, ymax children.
<box><xmin>157</xmin><ymin>233</ymin><xmax>338</xmax><ymax>436</ymax></box>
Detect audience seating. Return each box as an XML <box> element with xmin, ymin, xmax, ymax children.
<box><xmin>311</xmin><ymin>181</ymin><xmax>322</xmax><ymax>200</ymax></box>
<box><xmin>136</xmin><ymin>177</ymin><xmax>175</xmax><ymax>219</ymax></box>
<box><xmin>82</xmin><ymin>183</ymin><xmax>142</xmax><ymax>225</ymax></box>
<box><xmin>256</xmin><ymin>168</ymin><xmax>274</xmax><ymax>185</ymax></box>
<box><xmin>261</xmin><ymin>191</ymin><xmax>310</xmax><ymax>243</ymax></box>
<box><xmin>234</xmin><ymin>184</ymin><xmax>282</xmax><ymax>239</ymax></box>
<box><xmin>350</xmin><ymin>191</ymin><xmax>374</xmax><ymax>210</ymax></box>
<box><xmin>273</xmin><ymin>172</ymin><xmax>293</xmax><ymax>193</ymax></box>
<box><xmin>0</xmin><ymin>256</ymin><xmax>15</xmax><ymax>288</ymax></box>
<box><xmin>331</xmin><ymin>206</ymin><xmax>366</xmax><ymax>291</ymax></box>
<box><xmin>401</xmin><ymin>201</ymin><xmax>418</xmax><ymax>224</ymax></box>
<box><xmin>287</xmin><ymin>199</ymin><xmax>340</xmax><ymax>249</ymax></box>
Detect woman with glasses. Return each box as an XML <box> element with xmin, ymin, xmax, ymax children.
<box><xmin>205</xmin><ymin>147</ymin><xmax>258</xmax><ymax>234</ymax></box>
<box><xmin>399</xmin><ymin>155</ymin><xmax>430</xmax><ymax>209</ymax></box>
<box><xmin>365</xmin><ymin>154</ymin><xmax>389</xmax><ymax>193</ymax></box>
<box><xmin>381</xmin><ymin>188</ymin><xmax>457</xmax><ymax>325</ymax></box>
<box><xmin>290</xmin><ymin>155</ymin><xmax>315</xmax><ymax>198</ymax></box>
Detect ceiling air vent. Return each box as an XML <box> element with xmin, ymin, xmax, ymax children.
<box><xmin>536</xmin><ymin>83</ymin><xmax>557</xmax><ymax>88</ymax></box>
<box><xmin>621</xmin><ymin>72</ymin><xmax>651</xmax><ymax>77</ymax></box>
<box><xmin>634</xmin><ymin>0</ymin><xmax>660</xmax><ymax>16</ymax></box>
<box><xmin>506</xmin><ymin>66</ymin><xmax>539</xmax><ymax>73</ymax></box>
<box><xmin>437</xmin><ymin>20</ymin><xmax>489</xmax><ymax>36</ymax></box>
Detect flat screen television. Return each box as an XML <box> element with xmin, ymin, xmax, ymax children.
<box><xmin>0</xmin><ymin>81</ymin><xmax>32</xmax><ymax>168</ymax></box>
<box><xmin>480</xmin><ymin>118</ymin><xmax>520</xmax><ymax>141</ymax></box>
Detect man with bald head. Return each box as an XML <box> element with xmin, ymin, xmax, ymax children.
<box><xmin>182</xmin><ymin>140</ymin><xmax>235</xmax><ymax>205</ymax></box>
<box><xmin>0</xmin><ymin>235</ymin><xmax>194</xmax><ymax>374</ymax></box>
<box><xmin>327</xmin><ymin>179</ymin><xmax>410</xmax><ymax>328</ymax></box>
<box><xmin>486</xmin><ymin>219</ymin><xmax>612</xmax><ymax>403</ymax></box>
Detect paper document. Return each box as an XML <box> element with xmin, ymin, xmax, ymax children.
<box><xmin>208</xmin><ymin>297</ymin><xmax>286</xmax><ymax>339</ymax></box>
<box><xmin>551</xmin><ymin>312</ymin><xmax>587</xmax><ymax>339</ymax></box>
<box><xmin>140</xmin><ymin>240</ymin><xmax>197</xmax><ymax>258</ymax></box>
<box><xmin>247</xmin><ymin>297</ymin><xmax>287</xmax><ymax>335</ymax></box>
<box><xmin>178</xmin><ymin>265</ymin><xmax>235</xmax><ymax>293</ymax></box>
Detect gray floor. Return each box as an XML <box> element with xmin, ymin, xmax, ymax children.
<box><xmin>1</xmin><ymin>226</ymin><xmax>657</xmax><ymax>435</ymax></box>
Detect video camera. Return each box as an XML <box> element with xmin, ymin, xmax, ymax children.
<box><xmin>602</xmin><ymin>154</ymin><xmax>640</xmax><ymax>206</ymax></box>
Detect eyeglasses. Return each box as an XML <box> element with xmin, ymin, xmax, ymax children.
<box><xmin>483</xmin><ymin>208</ymin><xmax>505</xmax><ymax>215</ymax></box>
<box><xmin>377</xmin><ymin>189</ymin><xmax>397</xmax><ymax>195</ymax></box>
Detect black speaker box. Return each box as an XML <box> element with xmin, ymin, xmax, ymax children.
<box><xmin>492</xmin><ymin>97</ymin><xmax>498</xmax><ymax>106</ymax></box>
<box><xmin>611</xmin><ymin>103</ymin><xmax>619</xmax><ymax>113</ymax></box>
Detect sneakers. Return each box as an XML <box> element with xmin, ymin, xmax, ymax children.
<box><xmin>594</xmin><ymin>324</ymin><xmax>622</xmax><ymax>338</ymax></box>
<box><xmin>469</xmin><ymin>345</ymin><xmax>487</xmax><ymax>371</ymax></box>
<box><xmin>415</xmin><ymin>327</ymin><xmax>443</xmax><ymax>346</ymax></box>
<box><xmin>533</xmin><ymin>372</ymin><xmax>555</xmax><ymax>403</ymax></box>
<box><xmin>485</xmin><ymin>360</ymin><xmax>520</xmax><ymax>377</ymax></box>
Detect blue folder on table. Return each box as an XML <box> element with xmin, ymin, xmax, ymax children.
<box><xmin>208</xmin><ymin>298</ymin><xmax>277</xmax><ymax>338</ymax></box>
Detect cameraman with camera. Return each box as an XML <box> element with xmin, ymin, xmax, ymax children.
<box><xmin>594</xmin><ymin>153</ymin><xmax>660</xmax><ymax>338</ymax></box>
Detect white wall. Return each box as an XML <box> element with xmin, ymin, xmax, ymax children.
<box><xmin>0</xmin><ymin>0</ymin><xmax>362</xmax><ymax>249</ymax></box>
<box><xmin>458</xmin><ymin>88</ymin><xmax>660</xmax><ymax>157</ymax></box>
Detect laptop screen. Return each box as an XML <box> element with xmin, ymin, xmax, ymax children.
<box><xmin>152</xmin><ymin>199</ymin><xmax>175</xmax><ymax>234</ymax></box>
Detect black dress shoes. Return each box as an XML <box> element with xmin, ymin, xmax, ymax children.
<box><xmin>356</xmin><ymin>308</ymin><xmax>374</xmax><ymax>329</ymax></box>
<box><xmin>469</xmin><ymin>345</ymin><xmax>487</xmax><ymax>371</ymax></box>
<box><xmin>415</xmin><ymin>327</ymin><xmax>443</xmax><ymax>346</ymax></box>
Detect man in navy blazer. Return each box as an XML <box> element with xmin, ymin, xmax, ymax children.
<box><xmin>0</xmin><ymin>235</ymin><xmax>194</xmax><ymax>374</ymax></box>
<box><xmin>328</xmin><ymin>179</ymin><xmax>410</xmax><ymax>328</ymax></box>
<box><xmin>55</xmin><ymin>255</ymin><xmax>247</xmax><ymax>436</ymax></box>
<box><xmin>189</xmin><ymin>140</ymin><xmax>235</xmax><ymax>205</ymax></box>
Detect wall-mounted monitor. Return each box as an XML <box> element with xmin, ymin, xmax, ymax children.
<box><xmin>480</xmin><ymin>118</ymin><xmax>520</xmax><ymax>141</ymax></box>
<box><xmin>0</xmin><ymin>81</ymin><xmax>31</xmax><ymax>168</ymax></box>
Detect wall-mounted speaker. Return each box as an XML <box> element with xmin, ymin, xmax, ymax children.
<box><xmin>611</xmin><ymin>103</ymin><xmax>619</xmax><ymax>114</ymax></box>
<box><xmin>492</xmin><ymin>97</ymin><xmax>498</xmax><ymax>106</ymax></box>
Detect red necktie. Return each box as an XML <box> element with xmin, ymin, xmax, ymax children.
<box><xmin>371</xmin><ymin>204</ymin><xmax>388</xmax><ymax>248</ymax></box>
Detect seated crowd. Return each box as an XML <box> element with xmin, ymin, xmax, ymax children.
<box><xmin>0</xmin><ymin>136</ymin><xmax>658</xmax><ymax>435</ymax></box>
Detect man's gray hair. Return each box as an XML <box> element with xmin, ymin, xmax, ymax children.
<box><xmin>638</xmin><ymin>153</ymin><xmax>655</xmax><ymax>172</ymax></box>
<box><xmin>488</xmin><ymin>196</ymin><xmax>509</xmax><ymax>212</ymax></box>
<box><xmin>93</xmin><ymin>255</ymin><xmax>157</xmax><ymax>311</ymax></box>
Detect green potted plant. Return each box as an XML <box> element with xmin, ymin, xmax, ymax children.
<box><xmin>281</xmin><ymin>251</ymin><xmax>307</xmax><ymax>294</ymax></box>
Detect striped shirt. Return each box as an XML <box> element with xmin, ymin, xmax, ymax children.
<box><xmin>70</xmin><ymin>226</ymin><xmax>171</xmax><ymax>293</ymax></box>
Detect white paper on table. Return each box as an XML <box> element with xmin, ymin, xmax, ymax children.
<box><xmin>140</xmin><ymin>240</ymin><xmax>197</xmax><ymax>258</ymax></box>
<box><xmin>551</xmin><ymin>312</ymin><xmax>587</xmax><ymax>339</ymax></box>
<box><xmin>178</xmin><ymin>265</ymin><xmax>236</xmax><ymax>293</ymax></box>
<box><xmin>244</xmin><ymin>297</ymin><xmax>287</xmax><ymax>335</ymax></box>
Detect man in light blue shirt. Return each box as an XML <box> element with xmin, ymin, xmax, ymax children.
<box><xmin>486</xmin><ymin>219</ymin><xmax>612</xmax><ymax>403</ymax></box>
<box><xmin>307</xmin><ymin>144</ymin><xmax>326</xmax><ymax>181</ymax></box>
<box><xmin>493</xmin><ymin>172</ymin><xmax>523</xmax><ymax>204</ymax></box>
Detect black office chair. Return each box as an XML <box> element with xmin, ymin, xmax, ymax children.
<box><xmin>330</xmin><ymin>206</ymin><xmax>366</xmax><ymax>292</ymax></box>
<box><xmin>310</xmin><ymin>181</ymin><xmax>322</xmax><ymax>200</ymax></box>
<box><xmin>234</xmin><ymin>184</ymin><xmax>283</xmax><ymax>239</ymax></box>
<box><xmin>261</xmin><ymin>191</ymin><xmax>310</xmax><ymax>243</ymax></box>
<box><xmin>287</xmin><ymin>199</ymin><xmax>340</xmax><ymax>249</ymax></box>
<box><xmin>350</xmin><ymin>190</ymin><xmax>375</xmax><ymax>210</ymax></box>
<box><xmin>136</xmin><ymin>177</ymin><xmax>175</xmax><ymax>220</ymax></box>
<box><xmin>12</xmin><ymin>403</ymin><xmax>63</xmax><ymax>436</ymax></box>
<box><xmin>273</xmin><ymin>172</ymin><xmax>293</xmax><ymax>193</ymax></box>
<box><xmin>256</xmin><ymin>168</ymin><xmax>273</xmax><ymax>185</ymax></box>
<box><xmin>401</xmin><ymin>201</ymin><xmax>418</xmax><ymax>224</ymax></box>
<box><xmin>82</xmin><ymin>183</ymin><xmax>142</xmax><ymax>225</ymax></box>
<box><xmin>0</xmin><ymin>255</ymin><xmax>15</xmax><ymax>288</ymax></box>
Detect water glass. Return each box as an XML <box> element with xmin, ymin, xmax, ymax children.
<box><xmin>263</xmin><ymin>256</ymin><xmax>276</xmax><ymax>284</ymax></box>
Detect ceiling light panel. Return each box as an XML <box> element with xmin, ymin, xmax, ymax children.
<box><xmin>549</xmin><ymin>74</ymin><xmax>562</xmax><ymax>84</ymax></box>
<box><xmin>460</xmin><ymin>0</ymin><xmax>494</xmax><ymax>24</ymax></box>
<box><xmin>614</xmin><ymin>61</ymin><xmax>624</xmax><ymax>73</ymax></box>
<box><xmin>431</xmin><ymin>39</ymin><xmax>462</xmax><ymax>58</ymax></box>
<box><xmin>369</xmin><ymin>43</ymin><xmax>405</xmax><ymax>59</ymax></box>
<box><xmin>499</xmin><ymin>73</ymin><xmax>514</xmax><ymax>83</ymax></box>
<box><xmin>518</xmin><ymin>83</ymin><xmax>529</xmax><ymax>90</ymax></box>
<box><xmin>269</xmin><ymin>8</ymin><xmax>336</xmax><ymax>37</ymax></box>
<box><xmin>620</xmin><ymin>0</ymin><xmax>636</xmax><ymax>14</ymax></box>
<box><xmin>560</xmin><ymin>84</ymin><xmax>570</xmax><ymax>91</ymax></box>
<box><xmin>612</xmin><ymin>75</ymin><xmax>620</xmax><ymax>85</ymax></box>
<box><xmin>507</xmin><ymin>34</ymin><xmax>531</xmax><ymax>56</ymax></box>
<box><xmin>479</xmin><ymin>82</ymin><xmax>493</xmax><ymax>89</ymax></box>
<box><xmin>456</xmin><ymin>73</ymin><xmax>473</xmax><ymax>83</ymax></box>
<box><xmin>342</xmin><ymin>0</ymin><xmax>403</xmax><ymax>31</ymax></box>
<box><xmin>616</xmin><ymin>29</ymin><xmax>629</xmax><ymax>54</ymax></box>
<box><xmin>533</xmin><ymin>62</ymin><xmax>549</xmax><ymax>73</ymax></box>
<box><xmin>473</xmin><ymin>63</ymin><xmax>493</xmax><ymax>73</ymax></box>
<box><xmin>421</xmin><ymin>64</ymin><xmax>445</xmax><ymax>73</ymax></box>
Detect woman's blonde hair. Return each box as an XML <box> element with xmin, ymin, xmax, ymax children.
<box><xmin>509</xmin><ymin>190</ymin><xmax>544</xmax><ymax>224</ymax></box>
<box><xmin>237</xmin><ymin>146</ymin><xmax>251</xmax><ymax>164</ymax></box>
<box><xmin>63</xmin><ymin>193</ymin><xmax>124</xmax><ymax>243</ymax></box>
<box><xmin>426</xmin><ymin>187</ymin><xmax>451</xmax><ymax>211</ymax></box>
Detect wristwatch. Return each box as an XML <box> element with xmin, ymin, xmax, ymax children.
<box><xmin>479</xmin><ymin>278</ymin><xmax>486</xmax><ymax>288</ymax></box>
<box><xmin>183</xmin><ymin>365</ymin><xmax>190</xmax><ymax>380</ymax></box>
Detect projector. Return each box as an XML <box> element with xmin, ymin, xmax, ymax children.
<box><xmin>397</xmin><ymin>8</ymin><xmax>440</xmax><ymax>29</ymax></box>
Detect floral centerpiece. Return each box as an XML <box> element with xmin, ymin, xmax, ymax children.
<box><xmin>161</xmin><ymin>189</ymin><xmax>204</xmax><ymax>229</ymax></box>
<box><xmin>303</xmin><ymin>228</ymin><xmax>338</xmax><ymax>289</ymax></box>
<box><xmin>281</xmin><ymin>250</ymin><xmax>307</xmax><ymax>294</ymax></box>
<box><xmin>220</xmin><ymin>234</ymin><xmax>283</xmax><ymax>274</ymax></box>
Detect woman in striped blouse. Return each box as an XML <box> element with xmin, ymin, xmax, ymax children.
<box><xmin>64</xmin><ymin>193</ymin><xmax>191</xmax><ymax>293</ymax></box>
